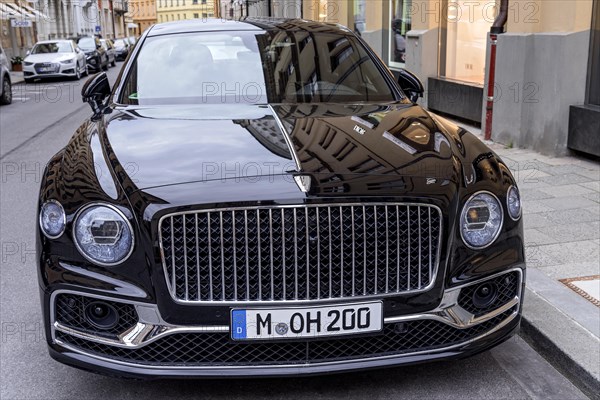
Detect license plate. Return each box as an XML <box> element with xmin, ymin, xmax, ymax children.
<box><xmin>39</xmin><ymin>67</ymin><xmax>53</xmax><ymax>72</ymax></box>
<box><xmin>231</xmin><ymin>301</ymin><xmax>382</xmax><ymax>341</ymax></box>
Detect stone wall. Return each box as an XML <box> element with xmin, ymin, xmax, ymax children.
<box><xmin>484</xmin><ymin>31</ymin><xmax>591</xmax><ymax>156</ymax></box>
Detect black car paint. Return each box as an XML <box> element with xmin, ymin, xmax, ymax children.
<box><xmin>37</xmin><ymin>18</ymin><xmax>525</xmax><ymax>376</ymax></box>
<box><xmin>74</xmin><ymin>37</ymin><xmax>109</xmax><ymax>72</ymax></box>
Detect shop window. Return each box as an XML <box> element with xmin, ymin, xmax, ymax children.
<box><xmin>389</xmin><ymin>0</ymin><xmax>412</xmax><ymax>69</ymax></box>
<box><xmin>352</xmin><ymin>0</ymin><xmax>366</xmax><ymax>36</ymax></box>
<box><xmin>440</xmin><ymin>0</ymin><xmax>491</xmax><ymax>84</ymax></box>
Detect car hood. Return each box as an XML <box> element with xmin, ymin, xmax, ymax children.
<box><xmin>25</xmin><ymin>53</ymin><xmax>76</xmax><ymax>63</ymax></box>
<box><xmin>99</xmin><ymin>103</ymin><xmax>466</xmax><ymax>199</ymax></box>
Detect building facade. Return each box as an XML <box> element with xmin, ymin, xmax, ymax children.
<box><xmin>156</xmin><ymin>0</ymin><xmax>216</xmax><ymax>24</ymax></box>
<box><xmin>237</xmin><ymin>0</ymin><xmax>598</xmax><ymax>156</ymax></box>
<box><xmin>127</xmin><ymin>0</ymin><xmax>156</xmax><ymax>35</ymax></box>
<box><xmin>1</xmin><ymin>0</ymin><xmax>129</xmax><ymax>59</ymax></box>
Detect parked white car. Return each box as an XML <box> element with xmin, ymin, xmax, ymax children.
<box><xmin>0</xmin><ymin>44</ymin><xmax>12</xmax><ymax>105</ymax></box>
<box><xmin>23</xmin><ymin>40</ymin><xmax>87</xmax><ymax>83</ymax></box>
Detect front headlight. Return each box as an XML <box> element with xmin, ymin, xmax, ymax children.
<box><xmin>507</xmin><ymin>186</ymin><xmax>522</xmax><ymax>220</ymax></box>
<box><xmin>460</xmin><ymin>192</ymin><xmax>503</xmax><ymax>249</ymax></box>
<box><xmin>73</xmin><ymin>204</ymin><xmax>134</xmax><ymax>266</ymax></box>
<box><xmin>60</xmin><ymin>58</ymin><xmax>75</xmax><ymax>64</ymax></box>
<box><xmin>39</xmin><ymin>200</ymin><xmax>66</xmax><ymax>239</ymax></box>
<box><xmin>24</xmin><ymin>61</ymin><xmax>33</xmax><ymax>66</ymax></box>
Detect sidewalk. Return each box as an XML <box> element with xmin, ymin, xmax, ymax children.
<box><xmin>9</xmin><ymin>71</ymin><xmax>24</xmax><ymax>85</ymax></box>
<box><xmin>455</xmin><ymin>120</ymin><xmax>600</xmax><ymax>398</ymax></box>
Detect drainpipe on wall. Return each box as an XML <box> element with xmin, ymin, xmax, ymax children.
<box><xmin>484</xmin><ymin>0</ymin><xmax>509</xmax><ymax>141</ymax></box>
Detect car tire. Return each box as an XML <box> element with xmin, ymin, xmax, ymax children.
<box><xmin>0</xmin><ymin>77</ymin><xmax>12</xmax><ymax>105</ymax></box>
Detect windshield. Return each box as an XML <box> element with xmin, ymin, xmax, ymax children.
<box><xmin>120</xmin><ymin>30</ymin><xmax>395</xmax><ymax>105</ymax></box>
<box><xmin>78</xmin><ymin>38</ymin><xmax>96</xmax><ymax>51</ymax></box>
<box><xmin>32</xmin><ymin>42</ymin><xmax>73</xmax><ymax>54</ymax></box>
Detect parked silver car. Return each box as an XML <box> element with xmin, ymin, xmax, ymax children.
<box><xmin>23</xmin><ymin>40</ymin><xmax>87</xmax><ymax>83</ymax></box>
<box><xmin>0</xmin><ymin>44</ymin><xmax>12</xmax><ymax>105</ymax></box>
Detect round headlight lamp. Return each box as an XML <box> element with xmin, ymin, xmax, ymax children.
<box><xmin>460</xmin><ymin>192</ymin><xmax>503</xmax><ymax>249</ymax></box>
<box><xmin>507</xmin><ymin>185</ymin><xmax>522</xmax><ymax>220</ymax></box>
<box><xmin>39</xmin><ymin>200</ymin><xmax>66</xmax><ymax>239</ymax></box>
<box><xmin>73</xmin><ymin>204</ymin><xmax>134</xmax><ymax>266</ymax></box>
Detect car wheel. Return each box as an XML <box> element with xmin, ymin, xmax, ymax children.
<box><xmin>0</xmin><ymin>77</ymin><xmax>12</xmax><ymax>105</ymax></box>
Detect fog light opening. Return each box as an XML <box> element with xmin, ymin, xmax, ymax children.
<box><xmin>394</xmin><ymin>322</ymin><xmax>408</xmax><ymax>334</ymax></box>
<box><xmin>84</xmin><ymin>301</ymin><xmax>119</xmax><ymax>330</ymax></box>
<box><xmin>472</xmin><ymin>283</ymin><xmax>498</xmax><ymax>309</ymax></box>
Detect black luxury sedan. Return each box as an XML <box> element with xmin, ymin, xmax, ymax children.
<box><xmin>73</xmin><ymin>36</ymin><xmax>109</xmax><ymax>73</ymax></box>
<box><xmin>37</xmin><ymin>18</ymin><xmax>525</xmax><ymax>378</ymax></box>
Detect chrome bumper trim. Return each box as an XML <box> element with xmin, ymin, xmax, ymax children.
<box><xmin>54</xmin><ymin>309</ymin><xmax>519</xmax><ymax>373</ymax></box>
<box><xmin>50</xmin><ymin>268</ymin><xmax>523</xmax><ymax>350</ymax></box>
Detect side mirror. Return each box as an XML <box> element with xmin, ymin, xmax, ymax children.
<box><xmin>397</xmin><ymin>68</ymin><xmax>424</xmax><ymax>103</ymax></box>
<box><xmin>82</xmin><ymin>72</ymin><xmax>111</xmax><ymax>117</ymax></box>
<box><xmin>26</xmin><ymin>50</ymin><xmax>31</xmax><ymax>56</ymax></box>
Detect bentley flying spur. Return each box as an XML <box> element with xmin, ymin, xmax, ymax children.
<box><xmin>37</xmin><ymin>18</ymin><xmax>525</xmax><ymax>378</ymax></box>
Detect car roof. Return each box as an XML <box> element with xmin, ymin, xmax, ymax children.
<box><xmin>35</xmin><ymin>39</ymin><xmax>73</xmax><ymax>44</ymax></box>
<box><xmin>147</xmin><ymin>17</ymin><xmax>352</xmax><ymax>37</ymax></box>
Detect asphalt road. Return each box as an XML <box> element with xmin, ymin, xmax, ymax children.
<box><xmin>0</xmin><ymin>65</ymin><xmax>589</xmax><ymax>399</ymax></box>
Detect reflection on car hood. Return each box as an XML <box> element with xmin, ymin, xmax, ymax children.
<box><xmin>102</xmin><ymin>103</ymin><xmax>463</xmax><ymax>194</ymax></box>
<box><xmin>24</xmin><ymin>53</ymin><xmax>76</xmax><ymax>63</ymax></box>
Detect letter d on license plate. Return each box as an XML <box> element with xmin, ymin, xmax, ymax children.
<box><xmin>231</xmin><ymin>301</ymin><xmax>382</xmax><ymax>340</ymax></box>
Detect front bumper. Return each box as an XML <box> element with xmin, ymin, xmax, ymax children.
<box><xmin>44</xmin><ymin>268</ymin><xmax>524</xmax><ymax>378</ymax></box>
<box><xmin>85</xmin><ymin>56</ymin><xmax>102</xmax><ymax>71</ymax></box>
<box><xmin>23</xmin><ymin>62</ymin><xmax>78</xmax><ymax>79</ymax></box>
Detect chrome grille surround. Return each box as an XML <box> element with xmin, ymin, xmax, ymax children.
<box><xmin>158</xmin><ymin>203</ymin><xmax>443</xmax><ymax>304</ymax></box>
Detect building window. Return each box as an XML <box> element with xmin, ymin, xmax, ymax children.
<box><xmin>439</xmin><ymin>0</ymin><xmax>490</xmax><ymax>84</ymax></box>
<box><xmin>202</xmin><ymin>12</ymin><xmax>208</xmax><ymax>18</ymax></box>
<box><xmin>389</xmin><ymin>0</ymin><xmax>412</xmax><ymax>69</ymax></box>
<box><xmin>201</xmin><ymin>0</ymin><xmax>206</xmax><ymax>4</ymax></box>
<box><xmin>183</xmin><ymin>13</ymin><xmax>187</xmax><ymax>19</ymax></box>
<box><xmin>194</xmin><ymin>13</ymin><xmax>199</xmax><ymax>18</ymax></box>
<box><xmin>193</xmin><ymin>0</ymin><xmax>198</xmax><ymax>4</ymax></box>
<box><xmin>176</xmin><ymin>0</ymin><xmax>179</xmax><ymax>6</ymax></box>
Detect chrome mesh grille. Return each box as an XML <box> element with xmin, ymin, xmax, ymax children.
<box><xmin>56</xmin><ymin>308</ymin><xmax>515</xmax><ymax>366</ymax></box>
<box><xmin>159</xmin><ymin>204</ymin><xmax>442</xmax><ymax>302</ymax></box>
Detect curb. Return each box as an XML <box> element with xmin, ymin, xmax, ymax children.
<box><xmin>519</xmin><ymin>269</ymin><xmax>600</xmax><ymax>400</ymax></box>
